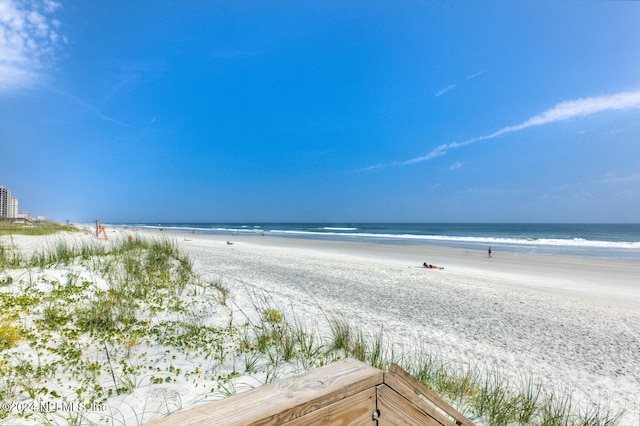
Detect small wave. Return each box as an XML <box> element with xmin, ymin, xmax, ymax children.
<box><xmin>127</xmin><ymin>224</ymin><xmax>640</xmax><ymax>252</ymax></box>
<box><xmin>271</xmin><ymin>230</ymin><xmax>640</xmax><ymax>250</ymax></box>
<box><xmin>137</xmin><ymin>224</ymin><xmax>263</xmax><ymax>234</ymax></box>
<box><xmin>322</xmin><ymin>227</ymin><xmax>358</xmax><ymax>231</ymax></box>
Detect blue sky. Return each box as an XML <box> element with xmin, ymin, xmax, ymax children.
<box><xmin>1</xmin><ymin>1</ymin><xmax>639</xmax><ymax>223</ymax></box>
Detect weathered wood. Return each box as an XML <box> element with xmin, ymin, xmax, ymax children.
<box><xmin>376</xmin><ymin>384</ymin><xmax>442</xmax><ymax>426</ymax></box>
<box><xmin>386</xmin><ymin>363</ymin><xmax>475</xmax><ymax>426</ymax></box>
<box><xmin>382</xmin><ymin>372</ymin><xmax>452</xmax><ymax>425</ymax></box>
<box><xmin>145</xmin><ymin>358</ymin><xmax>382</xmax><ymax>426</ymax></box>
<box><xmin>144</xmin><ymin>359</ymin><xmax>476</xmax><ymax>426</ymax></box>
<box><xmin>282</xmin><ymin>387</ymin><xmax>376</xmax><ymax>425</ymax></box>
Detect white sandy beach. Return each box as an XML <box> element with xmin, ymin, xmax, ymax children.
<box><xmin>2</xmin><ymin>228</ymin><xmax>639</xmax><ymax>424</ymax></box>
<box><xmin>158</xmin><ymin>229</ymin><xmax>640</xmax><ymax>423</ymax></box>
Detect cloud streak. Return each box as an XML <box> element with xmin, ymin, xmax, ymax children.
<box><xmin>435</xmin><ymin>69</ymin><xmax>486</xmax><ymax>97</ymax></box>
<box><xmin>0</xmin><ymin>0</ymin><xmax>65</xmax><ymax>94</ymax></box>
<box><xmin>50</xmin><ymin>87</ymin><xmax>131</xmax><ymax>127</ymax></box>
<box><xmin>401</xmin><ymin>90</ymin><xmax>640</xmax><ymax>166</ymax></box>
<box><xmin>449</xmin><ymin>161</ymin><xmax>464</xmax><ymax>170</ymax></box>
<box><xmin>601</xmin><ymin>173</ymin><xmax>640</xmax><ymax>184</ymax></box>
<box><xmin>435</xmin><ymin>83</ymin><xmax>458</xmax><ymax>97</ymax></box>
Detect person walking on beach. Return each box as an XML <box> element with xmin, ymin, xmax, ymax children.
<box><xmin>488</xmin><ymin>247</ymin><xmax>492</xmax><ymax>258</ymax></box>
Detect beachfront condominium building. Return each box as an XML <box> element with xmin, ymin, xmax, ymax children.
<box><xmin>0</xmin><ymin>185</ymin><xmax>8</xmax><ymax>217</ymax></box>
<box><xmin>0</xmin><ymin>185</ymin><xmax>19</xmax><ymax>219</ymax></box>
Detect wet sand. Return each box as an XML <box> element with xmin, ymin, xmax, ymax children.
<box><xmin>5</xmin><ymin>229</ymin><xmax>640</xmax><ymax>422</ymax></box>
<box><xmin>168</xmin><ymin>230</ymin><xmax>640</xmax><ymax>421</ymax></box>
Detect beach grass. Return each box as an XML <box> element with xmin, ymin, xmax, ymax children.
<box><xmin>0</xmin><ymin>236</ymin><xmax>235</xmax><ymax>424</ymax></box>
<box><xmin>0</xmin><ymin>221</ymin><xmax>80</xmax><ymax>237</ymax></box>
<box><xmin>230</xmin><ymin>293</ymin><xmax>622</xmax><ymax>425</ymax></box>
<box><xmin>0</xmin><ymin>234</ymin><xmax>624</xmax><ymax>425</ymax></box>
<box><xmin>321</xmin><ymin>318</ymin><xmax>623</xmax><ymax>425</ymax></box>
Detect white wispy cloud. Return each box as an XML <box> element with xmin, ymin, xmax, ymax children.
<box><xmin>402</xmin><ymin>90</ymin><xmax>640</xmax><ymax>165</ymax></box>
<box><xmin>350</xmin><ymin>163</ymin><xmax>385</xmax><ymax>173</ymax></box>
<box><xmin>0</xmin><ymin>0</ymin><xmax>65</xmax><ymax>94</ymax></box>
<box><xmin>435</xmin><ymin>83</ymin><xmax>458</xmax><ymax>97</ymax></box>
<box><xmin>50</xmin><ymin>87</ymin><xmax>131</xmax><ymax>127</ymax></box>
<box><xmin>601</xmin><ymin>173</ymin><xmax>640</xmax><ymax>184</ymax></box>
<box><xmin>449</xmin><ymin>161</ymin><xmax>463</xmax><ymax>170</ymax></box>
<box><xmin>466</xmin><ymin>69</ymin><xmax>487</xmax><ymax>80</ymax></box>
<box><xmin>615</xmin><ymin>189</ymin><xmax>635</xmax><ymax>198</ymax></box>
<box><xmin>435</xmin><ymin>69</ymin><xmax>487</xmax><ymax>97</ymax></box>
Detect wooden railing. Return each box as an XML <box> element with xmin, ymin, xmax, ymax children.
<box><xmin>145</xmin><ymin>358</ymin><xmax>475</xmax><ymax>425</ymax></box>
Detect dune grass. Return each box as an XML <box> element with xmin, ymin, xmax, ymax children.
<box><xmin>0</xmin><ymin>221</ymin><xmax>79</xmax><ymax>237</ymax></box>
<box><xmin>225</xmin><ymin>290</ymin><xmax>623</xmax><ymax>425</ymax></box>
<box><xmin>0</xmin><ymin>236</ymin><xmax>233</xmax><ymax>424</ymax></box>
<box><xmin>0</xmin><ymin>234</ymin><xmax>623</xmax><ymax>425</ymax></box>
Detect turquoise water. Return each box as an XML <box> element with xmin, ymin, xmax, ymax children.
<box><xmin>122</xmin><ymin>223</ymin><xmax>640</xmax><ymax>260</ymax></box>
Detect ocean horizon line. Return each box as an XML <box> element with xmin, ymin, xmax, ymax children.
<box><xmin>103</xmin><ymin>222</ymin><xmax>640</xmax><ymax>261</ymax></box>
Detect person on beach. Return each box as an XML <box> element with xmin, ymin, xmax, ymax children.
<box><xmin>488</xmin><ymin>247</ymin><xmax>492</xmax><ymax>258</ymax></box>
<box><xmin>423</xmin><ymin>262</ymin><xmax>444</xmax><ymax>270</ymax></box>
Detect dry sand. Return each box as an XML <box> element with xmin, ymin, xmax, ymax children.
<box><xmin>162</xmin><ymin>229</ymin><xmax>640</xmax><ymax>423</ymax></box>
<box><xmin>3</xmin><ymin>228</ymin><xmax>639</xmax><ymax>423</ymax></box>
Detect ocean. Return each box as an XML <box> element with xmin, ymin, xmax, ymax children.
<box><xmin>120</xmin><ymin>223</ymin><xmax>640</xmax><ymax>261</ymax></box>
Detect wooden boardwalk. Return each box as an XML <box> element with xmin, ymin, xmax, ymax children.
<box><xmin>145</xmin><ymin>358</ymin><xmax>475</xmax><ymax>425</ymax></box>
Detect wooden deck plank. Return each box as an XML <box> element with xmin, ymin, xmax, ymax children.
<box><xmin>145</xmin><ymin>360</ymin><xmax>475</xmax><ymax>426</ymax></box>
<box><xmin>282</xmin><ymin>387</ymin><xmax>376</xmax><ymax>426</ymax></box>
<box><xmin>376</xmin><ymin>384</ymin><xmax>442</xmax><ymax>426</ymax></box>
<box><xmin>144</xmin><ymin>358</ymin><xmax>382</xmax><ymax>426</ymax></box>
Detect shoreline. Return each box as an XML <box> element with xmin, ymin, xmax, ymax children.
<box><xmin>4</xmin><ymin>228</ymin><xmax>639</xmax><ymax>422</ymax></box>
<box><xmin>113</xmin><ymin>222</ymin><xmax>640</xmax><ymax>262</ymax></box>
<box><xmin>144</xmin><ymin>227</ymin><xmax>639</xmax><ymax>420</ymax></box>
<box><xmin>154</xmin><ymin>227</ymin><xmax>640</xmax><ymax>310</ymax></box>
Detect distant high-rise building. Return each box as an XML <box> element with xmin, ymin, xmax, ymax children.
<box><xmin>0</xmin><ymin>185</ymin><xmax>9</xmax><ymax>217</ymax></box>
<box><xmin>10</xmin><ymin>196</ymin><xmax>18</xmax><ymax>218</ymax></box>
<box><xmin>0</xmin><ymin>185</ymin><xmax>18</xmax><ymax>219</ymax></box>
